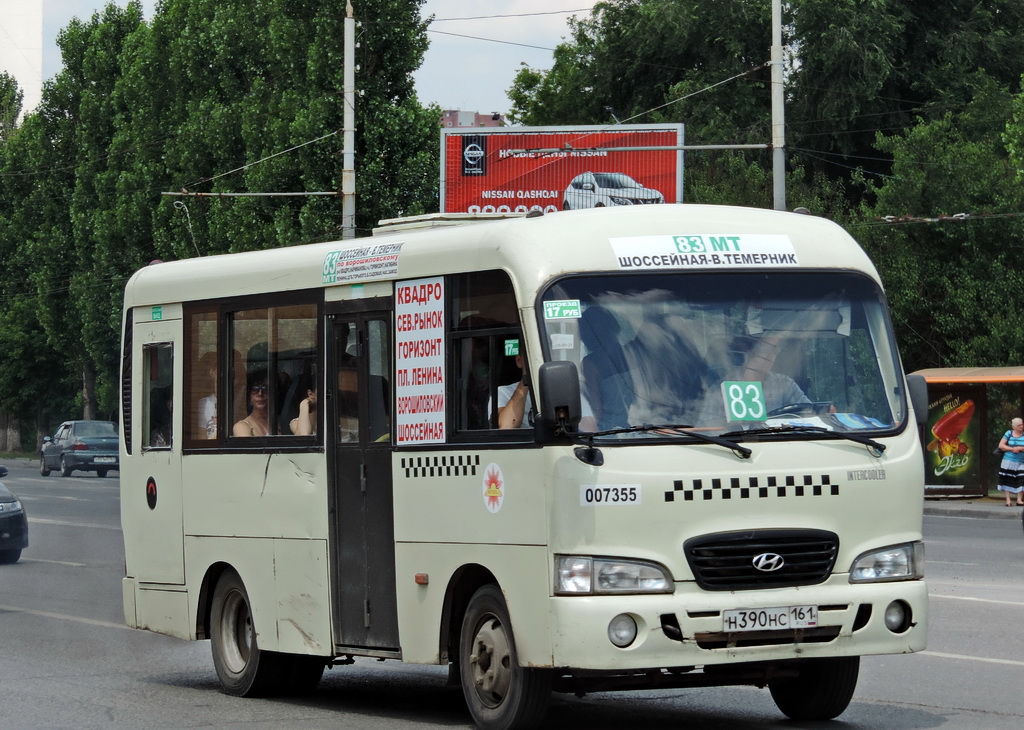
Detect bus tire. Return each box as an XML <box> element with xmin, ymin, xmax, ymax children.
<box><xmin>459</xmin><ymin>584</ymin><xmax>551</xmax><ymax>730</ymax></box>
<box><xmin>210</xmin><ymin>569</ymin><xmax>283</xmax><ymax>697</ymax></box>
<box><xmin>768</xmin><ymin>656</ymin><xmax>860</xmax><ymax>721</ymax></box>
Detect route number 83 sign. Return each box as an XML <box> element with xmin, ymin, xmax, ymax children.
<box><xmin>721</xmin><ymin>381</ymin><xmax>766</xmax><ymax>422</ymax></box>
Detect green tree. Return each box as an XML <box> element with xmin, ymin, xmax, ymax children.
<box><xmin>0</xmin><ymin>72</ymin><xmax>21</xmax><ymax>143</ymax></box>
<box><xmin>857</xmin><ymin>83</ymin><xmax>1024</xmax><ymax>370</ymax></box>
<box><xmin>0</xmin><ymin>109</ymin><xmax>79</xmax><ymax>444</ymax></box>
<box><xmin>789</xmin><ymin>0</ymin><xmax>1024</xmax><ymax>181</ymax></box>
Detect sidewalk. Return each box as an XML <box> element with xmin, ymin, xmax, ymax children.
<box><xmin>925</xmin><ymin>494</ymin><xmax>1024</xmax><ymax>520</ymax></box>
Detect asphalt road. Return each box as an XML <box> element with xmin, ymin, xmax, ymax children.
<box><xmin>1</xmin><ymin>456</ymin><xmax>1023</xmax><ymax>729</ymax></box>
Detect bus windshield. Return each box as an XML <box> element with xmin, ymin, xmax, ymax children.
<box><xmin>540</xmin><ymin>271</ymin><xmax>906</xmax><ymax>439</ymax></box>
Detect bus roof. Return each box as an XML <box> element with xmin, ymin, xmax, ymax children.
<box><xmin>122</xmin><ymin>205</ymin><xmax>879</xmax><ymax>309</ymax></box>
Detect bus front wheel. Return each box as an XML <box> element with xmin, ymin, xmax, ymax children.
<box><xmin>459</xmin><ymin>584</ymin><xmax>552</xmax><ymax>730</ymax></box>
<box><xmin>768</xmin><ymin>656</ymin><xmax>860</xmax><ymax>721</ymax></box>
<box><xmin>210</xmin><ymin>569</ymin><xmax>283</xmax><ymax>697</ymax></box>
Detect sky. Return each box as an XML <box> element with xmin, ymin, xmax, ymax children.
<box><xmin>39</xmin><ymin>0</ymin><xmax>600</xmax><ymax>116</ymax></box>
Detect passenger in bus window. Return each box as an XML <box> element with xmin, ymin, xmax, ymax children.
<box><xmin>290</xmin><ymin>383</ymin><xmax>317</xmax><ymax>436</ymax></box>
<box><xmin>196</xmin><ymin>352</ymin><xmax>218</xmax><ymax>439</ymax></box>
<box><xmin>497</xmin><ymin>354</ymin><xmax>596</xmax><ymax>431</ymax></box>
<box><xmin>337</xmin><ymin>327</ymin><xmax>359</xmax><ymax>441</ymax></box>
<box><xmin>497</xmin><ymin>354</ymin><xmax>531</xmax><ymax>429</ymax></box>
<box><xmin>233</xmin><ymin>370</ymin><xmax>271</xmax><ymax>437</ymax></box>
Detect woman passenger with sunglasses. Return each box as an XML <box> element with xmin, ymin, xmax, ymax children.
<box><xmin>233</xmin><ymin>370</ymin><xmax>272</xmax><ymax>437</ymax></box>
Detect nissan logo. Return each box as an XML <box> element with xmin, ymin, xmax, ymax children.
<box><xmin>752</xmin><ymin>552</ymin><xmax>785</xmax><ymax>572</ymax></box>
<box><xmin>463</xmin><ymin>143</ymin><xmax>484</xmax><ymax>165</ymax></box>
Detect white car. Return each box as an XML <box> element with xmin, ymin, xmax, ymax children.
<box><xmin>562</xmin><ymin>172</ymin><xmax>665</xmax><ymax>210</ymax></box>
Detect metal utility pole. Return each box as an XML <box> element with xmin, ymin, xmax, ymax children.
<box><xmin>342</xmin><ymin>1</ymin><xmax>357</xmax><ymax>238</ymax></box>
<box><xmin>770</xmin><ymin>0</ymin><xmax>786</xmax><ymax>211</ymax></box>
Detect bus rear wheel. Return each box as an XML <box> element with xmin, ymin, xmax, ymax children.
<box><xmin>210</xmin><ymin>569</ymin><xmax>285</xmax><ymax>697</ymax></box>
<box><xmin>768</xmin><ymin>656</ymin><xmax>860</xmax><ymax>721</ymax></box>
<box><xmin>459</xmin><ymin>584</ymin><xmax>551</xmax><ymax>730</ymax></box>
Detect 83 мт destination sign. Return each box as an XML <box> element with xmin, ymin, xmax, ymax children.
<box><xmin>610</xmin><ymin>234</ymin><xmax>799</xmax><ymax>270</ymax></box>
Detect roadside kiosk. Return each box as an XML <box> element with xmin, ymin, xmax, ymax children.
<box><xmin>912</xmin><ymin>367</ymin><xmax>1024</xmax><ymax>498</ymax></box>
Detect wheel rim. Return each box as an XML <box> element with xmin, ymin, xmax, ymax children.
<box><xmin>220</xmin><ymin>588</ymin><xmax>253</xmax><ymax>675</ymax></box>
<box><xmin>468</xmin><ymin>613</ymin><xmax>513</xmax><ymax>708</ymax></box>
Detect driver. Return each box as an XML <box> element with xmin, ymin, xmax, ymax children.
<box><xmin>699</xmin><ymin>334</ymin><xmax>810</xmax><ymax>426</ymax></box>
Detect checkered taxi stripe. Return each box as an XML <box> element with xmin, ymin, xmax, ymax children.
<box><xmin>400</xmin><ymin>454</ymin><xmax>481</xmax><ymax>478</ymax></box>
<box><xmin>665</xmin><ymin>474</ymin><xmax>838</xmax><ymax>502</ymax></box>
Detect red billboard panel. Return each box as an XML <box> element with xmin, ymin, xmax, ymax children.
<box><xmin>440</xmin><ymin>124</ymin><xmax>684</xmax><ymax>214</ymax></box>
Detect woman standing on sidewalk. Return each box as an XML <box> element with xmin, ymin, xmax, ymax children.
<box><xmin>997</xmin><ymin>417</ymin><xmax>1024</xmax><ymax>506</ymax></box>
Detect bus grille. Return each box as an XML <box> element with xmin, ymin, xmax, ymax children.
<box><xmin>683</xmin><ymin>529</ymin><xmax>838</xmax><ymax>591</ymax></box>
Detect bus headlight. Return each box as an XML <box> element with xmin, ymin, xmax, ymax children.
<box><xmin>554</xmin><ymin>556</ymin><xmax>673</xmax><ymax>595</ymax></box>
<box><xmin>849</xmin><ymin>542</ymin><xmax>924</xmax><ymax>583</ymax></box>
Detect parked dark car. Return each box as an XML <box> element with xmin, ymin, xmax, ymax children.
<box><xmin>40</xmin><ymin>420</ymin><xmax>120</xmax><ymax>477</ymax></box>
<box><xmin>0</xmin><ymin>465</ymin><xmax>28</xmax><ymax>564</ymax></box>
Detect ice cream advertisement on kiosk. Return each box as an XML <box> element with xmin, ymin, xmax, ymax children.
<box><xmin>924</xmin><ymin>390</ymin><xmax>981</xmax><ymax>492</ymax></box>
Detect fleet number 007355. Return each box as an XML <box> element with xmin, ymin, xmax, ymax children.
<box><xmin>579</xmin><ymin>485</ymin><xmax>641</xmax><ymax>505</ymax></box>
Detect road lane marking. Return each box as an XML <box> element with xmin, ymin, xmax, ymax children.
<box><xmin>929</xmin><ymin>594</ymin><xmax>1024</xmax><ymax>607</ymax></box>
<box><xmin>920</xmin><ymin>650</ymin><xmax>1024</xmax><ymax>667</ymax></box>
<box><xmin>0</xmin><ymin>604</ymin><xmax>130</xmax><ymax>631</ymax></box>
<box><xmin>19</xmin><ymin>495</ymin><xmax>91</xmax><ymax>502</ymax></box>
<box><xmin>28</xmin><ymin>517</ymin><xmax>121</xmax><ymax>531</ymax></box>
<box><xmin>20</xmin><ymin>558</ymin><xmax>87</xmax><ymax>567</ymax></box>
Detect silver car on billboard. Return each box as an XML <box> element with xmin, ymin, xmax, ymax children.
<box><xmin>562</xmin><ymin>171</ymin><xmax>665</xmax><ymax>210</ymax></box>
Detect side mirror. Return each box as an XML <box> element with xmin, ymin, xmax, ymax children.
<box><xmin>582</xmin><ymin>182</ymin><xmax>595</xmax><ymax>192</ymax></box>
<box><xmin>43</xmin><ymin>436</ymin><xmax>52</xmax><ymax>443</ymax></box>
<box><xmin>0</xmin><ymin>465</ymin><xmax>7</xmax><ymax>479</ymax></box>
<box><xmin>537</xmin><ymin>361</ymin><xmax>582</xmax><ymax>442</ymax></box>
<box><xmin>906</xmin><ymin>374</ymin><xmax>928</xmax><ymax>427</ymax></box>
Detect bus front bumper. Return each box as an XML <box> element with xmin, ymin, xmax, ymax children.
<box><xmin>545</xmin><ymin>578</ymin><xmax>927</xmax><ymax>671</ymax></box>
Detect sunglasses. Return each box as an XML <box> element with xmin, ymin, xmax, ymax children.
<box><xmin>250</xmin><ymin>384</ymin><xmax>269</xmax><ymax>393</ymax></box>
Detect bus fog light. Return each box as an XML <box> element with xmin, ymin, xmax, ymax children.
<box><xmin>884</xmin><ymin>600</ymin><xmax>911</xmax><ymax>633</ymax></box>
<box><xmin>608</xmin><ymin>614</ymin><xmax>637</xmax><ymax>648</ymax></box>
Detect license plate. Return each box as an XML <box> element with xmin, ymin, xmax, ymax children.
<box><xmin>722</xmin><ymin>605</ymin><xmax>817</xmax><ymax>632</ymax></box>
<box><xmin>94</xmin><ymin>457</ymin><xmax>116</xmax><ymax>464</ymax></box>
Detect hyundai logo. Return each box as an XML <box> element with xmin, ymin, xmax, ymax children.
<box><xmin>752</xmin><ymin>552</ymin><xmax>785</xmax><ymax>572</ymax></box>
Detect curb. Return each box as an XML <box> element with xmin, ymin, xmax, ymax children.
<box><xmin>924</xmin><ymin>501</ymin><xmax>1022</xmax><ymax>520</ymax></box>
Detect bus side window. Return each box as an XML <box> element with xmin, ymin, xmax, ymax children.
<box><xmin>143</xmin><ymin>343</ymin><xmax>173</xmax><ymax>449</ymax></box>
<box><xmin>450</xmin><ymin>270</ymin><xmax>519</xmax><ymax>432</ymax></box>
<box><xmin>186</xmin><ymin>309</ymin><xmax>219</xmax><ymax>442</ymax></box>
<box><xmin>229</xmin><ymin>303</ymin><xmax>317</xmax><ymax>437</ymax></box>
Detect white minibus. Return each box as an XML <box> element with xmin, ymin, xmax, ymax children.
<box><xmin>120</xmin><ymin>204</ymin><xmax>928</xmax><ymax>728</ymax></box>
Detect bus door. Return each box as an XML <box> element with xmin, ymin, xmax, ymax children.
<box><xmin>327</xmin><ymin>305</ymin><xmax>398</xmax><ymax>650</ymax></box>
<box><xmin>129</xmin><ymin>315</ymin><xmax>184</xmax><ymax>585</ymax></box>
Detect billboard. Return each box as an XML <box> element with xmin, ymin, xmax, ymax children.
<box><xmin>440</xmin><ymin>124</ymin><xmax>684</xmax><ymax>215</ymax></box>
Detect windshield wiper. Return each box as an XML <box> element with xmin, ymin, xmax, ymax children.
<box><xmin>584</xmin><ymin>424</ymin><xmax>752</xmax><ymax>458</ymax></box>
<box><xmin>720</xmin><ymin>424</ymin><xmax>885</xmax><ymax>453</ymax></box>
